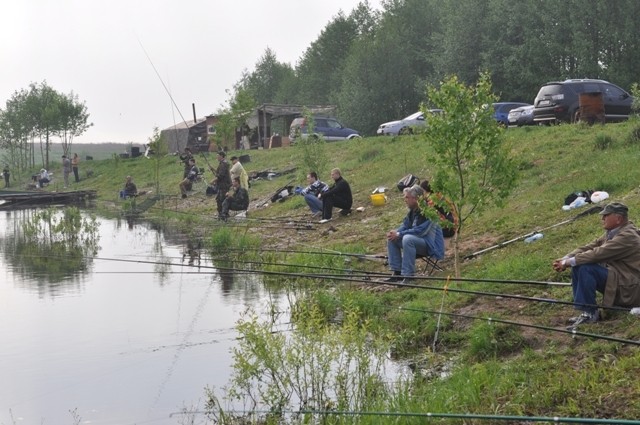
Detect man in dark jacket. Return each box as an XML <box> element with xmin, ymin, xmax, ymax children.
<box><xmin>210</xmin><ymin>151</ymin><xmax>231</xmax><ymax>217</ymax></box>
<box><xmin>319</xmin><ymin>168</ymin><xmax>352</xmax><ymax>222</ymax></box>
<box><xmin>220</xmin><ymin>177</ymin><xmax>249</xmax><ymax>221</ymax></box>
<box><xmin>553</xmin><ymin>202</ymin><xmax>640</xmax><ymax>328</ymax></box>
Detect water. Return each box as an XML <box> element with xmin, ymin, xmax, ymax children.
<box><xmin>0</xmin><ymin>210</ymin><xmax>283</xmax><ymax>425</ymax></box>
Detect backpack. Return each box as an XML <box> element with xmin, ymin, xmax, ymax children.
<box><xmin>206</xmin><ymin>185</ymin><xmax>217</xmax><ymax>196</ymax></box>
<box><xmin>564</xmin><ymin>189</ymin><xmax>594</xmax><ymax>206</ymax></box>
<box><xmin>397</xmin><ymin>174</ymin><xmax>419</xmax><ymax>192</ymax></box>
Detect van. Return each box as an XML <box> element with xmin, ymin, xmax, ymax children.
<box><xmin>289</xmin><ymin>116</ymin><xmax>361</xmax><ymax>143</ymax></box>
<box><xmin>533</xmin><ymin>79</ymin><xmax>632</xmax><ymax>124</ymax></box>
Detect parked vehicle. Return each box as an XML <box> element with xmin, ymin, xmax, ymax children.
<box><xmin>493</xmin><ymin>102</ymin><xmax>531</xmax><ymax>126</ymax></box>
<box><xmin>507</xmin><ymin>105</ymin><xmax>535</xmax><ymax>126</ymax></box>
<box><xmin>376</xmin><ymin>109</ymin><xmax>443</xmax><ymax>136</ymax></box>
<box><xmin>533</xmin><ymin>79</ymin><xmax>632</xmax><ymax>124</ymax></box>
<box><xmin>289</xmin><ymin>116</ymin><xmax>360</xmax><ymax>143</ymax></box>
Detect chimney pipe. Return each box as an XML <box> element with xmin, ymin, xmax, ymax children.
<box><xmin>192</xmin><ymin>103</ymin><xmax>197</xmax><ymax>123</ymax></box>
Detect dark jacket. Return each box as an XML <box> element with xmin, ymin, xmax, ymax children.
<box><xmin>324</xmin><ymin>176</ymin><xmax>352</xmax><ymax>208</ymax></box>
<box><xmin>216</xmin><ymin>160</ymin><xmax>231</xmax><ymax>191</ymax></box>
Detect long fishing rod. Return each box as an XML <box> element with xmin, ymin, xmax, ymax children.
<box><xmin>465</xmin><ymin>205</ymin><xmax>603</xmax><ymax>260</ymax></box>
<box><xmin>172</xmin><ymin>409</ymin><xmax>640</xmax><ymax>424</ymax></box>
<box><xmin>397</xmin><ymin>306</ymin><xmax>640</xmax><ymax>346</ymax></box>
<box><xmin>37</xmin><ymin>253</ymin><xmax>615</xmax><ymax>313</ymax></box>
<box><xmin>137</xmin><ymin>37</ymin><xmax>189</xmax><ymax>130</ymax></box>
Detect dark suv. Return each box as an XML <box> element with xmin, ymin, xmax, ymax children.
<box><xmin>289</xmin><ymin>116</ymin><xmax>360</xmax><ymax>143</ymax></box>
<box><xmin>533</xmin><ymin>79</ymin><xmax>632</xmax><ymax>124</ymax></box>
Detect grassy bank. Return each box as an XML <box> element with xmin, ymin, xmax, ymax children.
<box><xmin>9</xmin><ymin>120</ymin><xmax>640</xmax><ymax>420</ymax></box>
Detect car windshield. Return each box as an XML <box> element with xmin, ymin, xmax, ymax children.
<box><xmin>403</xmin><ymin>111</ymin><xmax>424</xmax><ymax>120</ymax></box>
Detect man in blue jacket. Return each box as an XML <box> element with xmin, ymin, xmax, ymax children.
<box><xmin>386</xmin><ymin>184</ymin><xmax>445</xmax><ymax>281</ymax></box>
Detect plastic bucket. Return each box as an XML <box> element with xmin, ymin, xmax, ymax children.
<box><xmin>370</xmin><ymin>193</ymin><xmax>386</xmax><ymax>206</ymax></box>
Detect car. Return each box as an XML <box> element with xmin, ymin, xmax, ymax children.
<box><xmin>507</xmin><ymin>105</ymin><xmax>535</xmax><ymax>126</ymax></box>
<box><xmin>289</xmin><ymin>116</ymin><xmax>360</xmax><ymax>143</ymax></box>
<box><xmin>376</xmin><ymin>109</ymin><xmax>443</xmax><ymax>136</ymax></box>
<box><xmin>493</xmin><ymin>102</ymin><xmax>531</xmax><ymax>126</ymax></box>
<box><xmin>532</xmin><ymin>79</ymin><xmax>633</xmax><ymax>124</ymax></box>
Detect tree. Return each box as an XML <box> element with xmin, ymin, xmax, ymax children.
<box><xmin>0</xmin><ymin>82</ymin><xmax>91</xmax><ymax>169</ymax></box>
<box><xmin>422</xmin><ymin>73</ymin><xmax>518</xmax><ymax>276</ymax></box>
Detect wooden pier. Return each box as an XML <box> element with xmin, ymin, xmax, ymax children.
<box><xmin>0</xmin><ymin>189</ymin><xmax>97</xmax><ymax>208</ymax></box>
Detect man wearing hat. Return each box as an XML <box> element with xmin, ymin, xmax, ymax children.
<box><xmin>209</xmin><ymin>151</ymin><xmax>231</xmax><ymax>217</ymax></box>
<box><xmin>553</xmin><ymin>202</ymin><xmax>640</xmax><ymax>328</ymax></box>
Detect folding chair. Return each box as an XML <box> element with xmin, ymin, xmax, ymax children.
<box><xmin>417</xmin><ymin>254</ymin><xmax>444</xmax><ymax>276</ymax></box>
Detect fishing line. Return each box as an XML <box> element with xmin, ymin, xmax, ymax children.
<box><xmin>170</xmin><ymin>408</ymin><xmax>640</xmax><ymax>424</ymax></box>
<box><xmin>137</xmin><ymin>37</ymin><xmax>189</xmax><ymax>132</ymax></box>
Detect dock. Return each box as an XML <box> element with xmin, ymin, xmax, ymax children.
<box><xmin>0</xmin><ymin>189</ymin><xmax>97</xmax><ymax>208</ymax></box>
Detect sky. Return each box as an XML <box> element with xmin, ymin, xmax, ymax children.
<box><xmin>1</xmin><ymin>0</ymin><xmax>381</xmax><ymax>144</ymax></box>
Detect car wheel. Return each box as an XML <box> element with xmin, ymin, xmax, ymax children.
<box><xmin>571</xmin><ymin>109</ymin><xmax>581</xmax><ymax>124</ymax></box>
<box><xmin>398</xmin><ymin>127</ymin><xmax>411</xmax><ymax>135</ymax></box>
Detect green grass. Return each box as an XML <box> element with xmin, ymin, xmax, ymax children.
<box><xmin>6</xmin><ymin>120</ymin><xmax>640</xmax><ymax>420</ymax></box>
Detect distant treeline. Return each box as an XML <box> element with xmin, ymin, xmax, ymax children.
<box><xmin>232</xmin><ymin>0</ymin><xmax>640</xmax><ymax>135</ymax></box>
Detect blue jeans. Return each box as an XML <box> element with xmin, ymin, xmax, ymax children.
<box><xmin>304</xmin><ymin>193</ymin><xmax>322</xmax><ymax>214</ymax></box>
<box><xmin>571</xmin><ymin>264</ymin><xmax>608</xmax><ymax>314</ymax></box>
<box><xmin>387</xmin><ymin>234</ymin><xmax>428</xmax><ymax>276</ymax></box>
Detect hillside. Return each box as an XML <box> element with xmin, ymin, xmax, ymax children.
<box><xmin>10</xmin><ymin>120</ymin><xmax>640</xmax><ymax>420</ymax></box>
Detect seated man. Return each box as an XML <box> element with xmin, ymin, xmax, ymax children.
<box><xmin>385</xmin><ymin>184</ymin><xmax>445</xmax><ymax>282</ymax></box>
<box><xmin>319</xmin><ymin>168</ymin><xmax>352</xmax><ymax>222</ymax></box>
<box><xmin>119</xmin><ymin>175</ymin><xmax>138</xmax><ymax>199</ymax></box>
<box><xmin>220</xmin><ymin>177</ymin><xmax>249</xmax><ymax>221</ymax></box>
<box><xmin>37</xmin><ymin>168</ymin><xmax>50</xmax><ymax>188</ymax></box>
<box><xmin>179</xmin><ymin>158</ymin><xmax>200</xmax><ymax>199</ymax></box>
<box><xmin>294</xmin><ymin>171</ymin><xmax>329</xmax><ymax>217</ymax></box>
<box><xmin>553</xmin><ymin>202</ymin><xmax>640</xmax><ymax>328</ymax></box>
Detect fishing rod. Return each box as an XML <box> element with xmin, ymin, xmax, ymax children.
<box><xmin>397</xmin><ymin>306</ymin><xmax>640</xmax><ymax>346</ymax></box>
<box><xmin>173</xmin><ymin>409</ymin><xmax>640</xmax><ymax>424</ymax></box>
<box><xmin>36</xmin><ymin>253</ymin><xmax>613</xmax><ymax>313</ymax></box>
<box><xmin>465</xmin><ymin>204</ymin><xmax>603</xmax><ymax>260</ymax></box>
<box><xmin>137</xmin><ymin>37</ymin><xmax>189</xmax><ymax>133</ymax></box>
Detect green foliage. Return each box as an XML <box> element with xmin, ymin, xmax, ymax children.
<box><xmin>294</xmin><ymin>112</ymin><xmax>329</xmax><ymax>179</ymax></box>
<box><xmin>593</xmin><ymin>133</ymin><xmax>614</xmax><ymax>150</ymax></box>
<box><xmin>217</xmin><ymin>301</ymin><xmax>395</xmax><ymax>417</ymax></box>
<box><xmin>465</xmin><ymin>321</ymin><xmax>528</xmax><ymax>362</ymax></box>
<box><xmin>630</xmin><ymin>83</ymin><xmax>640</xmax><ymax>114</ymax></box>
<box><xmin>626</xmin><ymin>123</ymin><xmax>640</xmax><ymax>145</ymax></box>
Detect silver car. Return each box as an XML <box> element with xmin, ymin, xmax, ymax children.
<box><xmin>507</xmin><ymin>105</ymin><xmax>534</xmax><ymax>126</ymax></box>
<box><xmin>376</xmin><ymin>109</ymin><xmax>442</xmax><ymax>136</ymax></box>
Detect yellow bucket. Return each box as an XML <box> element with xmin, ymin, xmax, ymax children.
<box><xmin>370</xmin><ymin>193</ymin><xmax>386</xmax><ymax>206</ymax></box>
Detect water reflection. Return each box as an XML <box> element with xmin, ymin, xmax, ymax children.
<box><xmin>0</xmin><ymin>208</ymin><xmax>283</xmax><ymax>425</ymax></box>
<box><xmin>0</xmin><ymin>208</ymin><xmax>98</xmax><ymax>296</ymax></box>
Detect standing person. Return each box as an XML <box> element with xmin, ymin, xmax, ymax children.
<box><xmin>220</xmin><ymin>177</ymin><xmax>250</xmax><ymax>221</ymax></box>
<box><xmin>229</xmin><ymin>156</ymin><xmax>249</xmax><ymax>190</ymax></box>
<box><xmin>179</xmin><ymin>148</ymin><xmax>193</xmax><ymax>178</ymax></box>
<box><xmin>2</xmin><ymin>166</ymin><xmax>9</xmax><ymax>188</ymax></box>
<box><xmin>72</xmin><ymin>153</ymin><xmax>80</xmax><ymax>183</ymax></box>
<box><xmin>294</xmin><ymin>172</ymin><xmax>328</xmax><ymax>217</ymax></box>
<box><xmin>385</xmin><ymin>185</ymin><xmax>445</xmax><ymax>281</ymax></box>
<box><xmin>179</xmin><ymin>158</ymin><xmax>200</xmax><ymax>198</ymax></box>
<box><xmin>319</xmin><ymin>168</ymin><xmax>352</xmax><ymax>223</ymax></box>
<box><xmin>553</xmin><ymin>202</ymin><xmax>640</xmax><ymax>328</ymax></box>
<box><xmin>209</xmin><ymin>151</ymin><xmax>231</xmax><ymax>217</ymax></box>
<box><xmin>62</xmin><ymin>155</ymin><xmax>71</xmax><ymax>188</ymax></box>
<box><xmin>119</xmin><ymin>176</ymin><xmax>138</xmax><ymax>199</ymax></box>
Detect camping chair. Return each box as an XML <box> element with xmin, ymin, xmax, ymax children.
<box><xmin>417</xmin><ymin>254</ymin><xmax>444</xmax><ymax>275</ymax></box>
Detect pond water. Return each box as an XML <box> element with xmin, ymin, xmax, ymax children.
<box><xmin>0</xmin><ymin>209</ymin><xmax>285</xmax><ymax>425</ymax></box>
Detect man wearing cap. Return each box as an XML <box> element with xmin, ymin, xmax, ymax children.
<box><xmin>209</xmin><ymin>151</ymin><xmax>231</xmax><ymax>217</ymax></box>
<box><xmin>553</xmin><ymin>202</ymin><xmax>640</xmax><ymax>328</ymax></box>
<box><xmin>229</xmin><ymin>156</ymin><xmax>249</xmax><ymax>190</ymax></box>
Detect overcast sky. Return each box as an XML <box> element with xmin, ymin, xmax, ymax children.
<box><xmin>1</xmin><ymin>0</ymin><xmax>381</xmax><ymax>144</ymax></box>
